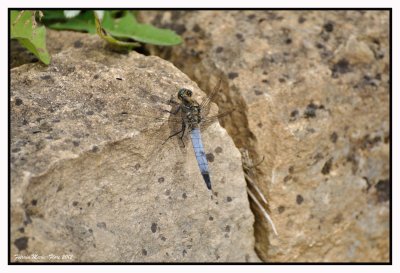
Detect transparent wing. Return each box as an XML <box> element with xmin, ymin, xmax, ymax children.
<box><xmin>200</xmin><ymin>108</ymin><xmax>235</xmax><ymax>131</ymax></box>
<box><xmin>199</xmin><ymin>79</ymin><xmax>222</xmax><ymax>118</ymax></box>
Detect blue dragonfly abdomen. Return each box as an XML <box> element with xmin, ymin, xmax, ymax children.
<box><xmin>190</xmin><ymin>127</ymin><xmax>211</xmax><ymax>190</ymax></box>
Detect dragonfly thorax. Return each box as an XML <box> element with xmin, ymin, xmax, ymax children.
<box><xmin>182</xmin><ymin>104</ymin><xmax>202</xmax><ymax>127</ymax></box>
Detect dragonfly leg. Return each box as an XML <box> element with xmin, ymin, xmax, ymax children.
<box><xmin>179</xmin><ymin>124</ymin><xmax>186</xmax><ymax>148</ymax></box>
<box><xmin>162</xmin><ymin>122</ymin><xmax>186</xmax><ymax>146</ymax></box>
<box><xmin>163</xmin><ymin>105</ymin><xmax>181</xmax><ymax>115</ymax></box>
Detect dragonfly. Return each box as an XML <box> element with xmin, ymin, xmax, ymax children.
<box><xmin>146</xmin><ymin>80</ymin><xmax>233</xmax><ymax>190</ymax></box>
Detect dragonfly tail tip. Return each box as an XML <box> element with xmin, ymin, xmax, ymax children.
<box><xmin>202</xmin><ymin>173</ymin><xmax>212</xmax><ymax>190</ymax></box>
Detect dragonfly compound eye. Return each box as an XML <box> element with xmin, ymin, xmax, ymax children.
<box><xmin>178</xmin><ymin>89</ymin><xmax>186</xmax><ymax>100</ymax></box>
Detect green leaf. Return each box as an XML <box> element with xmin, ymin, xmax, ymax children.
<box><xmin>94</xmin><ymin>12</ymin><xmax>139</xmax><ymax>49</ymax></box>
<box><xmin>41</xmin><ymin>10</ymin><xmax>66</xmax><ymax>21</ymax></box>
<box><xmin>11</xmin><ymin>10</ymin><xmax>51</xmax><ymax>65</ymax></box>
<box><xmin>102</xmin><ymin>11</ymin><xmax>182</xmax><ymax>46</ymax></box>
<box><xmin>47</xmin><ymin>10</ymin><xmax>97</xmax><ymax>33</ymax></box>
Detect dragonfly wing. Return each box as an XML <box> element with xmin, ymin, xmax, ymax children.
<box><xmin>200</xmin><ymin>108</ymin><xmax>235</xmax><ymax>131</ymax></box>
<box><xmin>199</xmin><ymin>78</ymin><xmax>222</xmax><ymax>118</ymax></box>
<box><xmin>190</xmin><ymin>128</ymin><xmax>212</xmax><ymax>190</ymax></box>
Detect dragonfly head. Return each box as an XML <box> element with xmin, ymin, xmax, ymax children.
<box><xmin>178</xmin><ymin>88</ymin><xmax>193</xmax><ymax>102</ymax></box>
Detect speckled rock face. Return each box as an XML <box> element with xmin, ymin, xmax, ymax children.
<box><xmin>10</xmin><ymin>32</ymin><xmax>259</xmax><ymax>262</ymax></box>
<box><xmin>139</xmin><ymin>10</ymin><xmax>390</xmax><ymax>262</ymax></box>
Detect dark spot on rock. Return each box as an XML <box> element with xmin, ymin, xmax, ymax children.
<box><xmin>215</xmin><ymin>147</ymin><xmax>223</xmax><ymax>154</ymax></box>
<box><xmin>225</xmin><ymin>225</ymin><xmax>231</xmax><ymax>232</ymax></box>
<box><xmin>236</xmin><ymin>33</ymin><xmax>245</xmax><ymax>42</ymax></box>
<box><xmin>142</xmin><ymin>249</ymin><xmax>147</xmax><ymax>256</ymax></box>
<box><xmin>248</xmin><ymin>14</ymin><xmax>256</xmax><ymax>20</ymax></box>
<box><xmin>209</xmin><ymin>216</ymin><xmax>214</xmax><ymax>221</ymax></box>
<box><xmin>215</xmin><ymin>46</ymin><xmax>224</xmax><ymax>53</ymax></box>
<box><xmin>72</xmin><ymin>201</ymin><xmax>78</xmax><ymax>207</ymax></box>
<box><xmin>279</xmin><ymin>78</ymin><xmax>286</xmax><ymax>83</ymax></box>
<box><xmin>134</xmin><ymin>163</ymin><xmax>141</xmax><ymax>170</ymax></box>
<box><xmin>31</xmin><ymin>199</ymin><xmax>37</xmax><ymax>206</ymax></box>
<box><xmin>87</xmin><ymin>202</ymin><xmax>91</xmax><ymax>207</ymax></box>
<box><xmin>257</xmin><ymin>122</ymin><xmax>263</xmax><ymax>128</ymax></box>
<box><xmin>158</xmin><ymin>177</ymin><xmax>165</xmax><ymax>183</ymax></box>
<box><xmin>333</xmin><ymin>213</ymin><xmax>343</xmax><ymax>224</ymax></box>
<box><xmin>57</xmin><ymin>184</ymin><xmax>63</xmax><ymax>192</ymax></box>
<box><xmin>88</xmin><ymin>228</ymin><xmax>93</xmax><ymax>233</ymax></box>
<box><xmin>151</xmin><ymin>223</ymin><xmax>157</xmax><ymax>233</ymax></box>
<box><xmin>384</xmin><ymin>134</ymin><xmax>389</xmax><ymax>144</ymax></box>
<box><xmin>228</xmin><ymin>72</ymin><xmax>239</xmax><ymax>79</ymax></box>
<box><xmin>14</xmin><ymin>236</ymin><xmax>29</xmax><ymax>251</ymax></box>
<box><xmin>283</xmin><ymin>175</ymin><xmax>292</xmax><ymax>182</ymax></box>
<box><xmin>74</xmin><ymin>40</ymin><xmax>83</xmax><ymax>48</ymax></box>
<box><xmin>116</xmin><ymin>77</ymin><xmax>123</xmax><ymax>81</ymax></box>
<box><xmin>288</xmin><ymin>166</ymin><xmax>294</xmax><ymax>174</ymax></box>
<box><xmin>290</xmin><ymin>110</ymin><xmax>299</xmax><ymax>120</ymax></box>
<box><xmin>165</xmin><ymin>189</ymin><xmax>171</xmax><ymax>196</ymax></box>
<box><xmin>182</xmin><ymin>193</ymin><xmax>187</xmax><ymax>199</ymax></box>
<box><xmin>296</xmin><ymin>194</ymin><xmax>304</xmax><ymax>205</ymax></box>
<box><xmin>12</xmin><ymin>147</ymin><xmax>20</xmax><ymax>153</ymax></box>
<box><xmin>161</xmin><ymin>236</ymin><xmax>166</xmax><ymax>241</ymax></box>
<box><xmin>278</xmin><ymin>206</ymin><xmax>285</xmax><ymax>213</ymax></box>
<box><xmin>72</xmin><ymin>140</ymin><xmax>80</xmax><ymax>147</ymax></box>
<box><xmin>97</xmin><ymin>222</ymin><xmax>106</xmax><ymax>229</ymax></box>
<box><xmin>332</xmin><ymin>58</ymin><xmax>351</xmax><ymax>76</ymax></box>
<box><xmin>172</xmin><ymin>24</ymin><xmax>186</xmax><ymax>35</ymax></box>
<box><xmin>19</xmin><ymin>227</ymin><xmax>25</xmax><ymax>233</ymax></box>
<box><xmin>32</xmin><ymin>129</ymin><xmax>41</xmax><ymax>134</ymax></box>
<box><xmin>183</xmin><ymin>249</ymin><xmax>187</xmax><ymax>256</ymax></box>
<box><xmin>86</xmin><ymin>110</ymin><xmax>94</xmax><ymax>115</ymax></box>
<box><xmin>254</xmin><ymin>90</ymin><xmax>263</xmax><ymax>95</ymax></box>
<box><xmin>321</xmin><ymin>157</ymin><xmax>333</xmax><ymax>175</ymax></box>
<box><xmin>206</xmin><ymin>153</ymin><xmax>215</xmax><ymax>162</ymax></box>
<box><xmin>304</xmin><ymin>102</ymin><xmax>318</xmax><ymax>118</ymax></box>
<box><xmin>91</xmin><ymin>146</ymin><xmax>99</xmax><ymax>152</ymax></box>
<box><xmin>93</xmin><ymin>74</ymin><xmax>99</xmax><ymax>79</ymax></box>
<box><xmin>361</xmin><ymin>135</ymin><xmax>382</xmax><ymax>150</ymax></box>
<box><xmin>192</xmin><ymin>24</ymin><xmax>201</xmax><ymax>32</ymax></box>
<box><xmin>330</xmin><ymin>132</ymin><xmax>338</xmax><ymax>143</ymax></box>
<box><xmin>375</xmin><ymin>179</ymin><xmax>389</xmax><ymax>202</ymax></box>
<box><xmin>15</xmin><ymin>98</ymin><xmax>23</xmax><ymax>106</ymax></box>
<box><xmin>226</xmin><ymin>196</ymin><xmax>232</xmax><ymax>202</ymax></box>
<box><xmin>224</xmin><ymin>234</ymin><xmax>229</xmax><ymax>238</ymax></box>
<box><xmin>298</xmin><ymin>16</ymin><xmax>306</xmax><ymax>23</ymax></box>
<box><xmin>323</xmin><ymin>22</ymin><xmax>334</xmax><ymax>32</ymax></box>
<box><xmin>41</xmin><ymin>75</ymin><xmax>52</xmax><ymax>81</ymax></box>
<box><xmin>285</xmin><ymin>38</ymin><xmax>292</xmax><ymax>44</ymax></box>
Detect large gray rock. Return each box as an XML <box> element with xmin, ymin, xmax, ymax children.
<box><xmin>140</xmin><ymin>10</ymin><xmax>390</xmax><ymax>262</ymax></box>
<box><xmin>10</xmin><ymin>32</ymin><xmax>259</xmax><ymax>262</ymax></box>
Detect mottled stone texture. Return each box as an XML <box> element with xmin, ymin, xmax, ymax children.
<box><xmin>139</xmin><ymin>10</ymin><xmax>390</xmax><ymax>262</ymax></box>
<box><xmin>10</xmin><ymin>32</ymin><xmax>259</xmax><ymax>262</ymax></box>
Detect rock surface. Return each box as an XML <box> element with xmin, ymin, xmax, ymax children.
<box><xmin>10</xmin><ymin>32</ymin><xmax>259</xmax><ymax>262</ymax></box>
<box><xmin>139</xmin><ymin>10</ymin><xmax>390</xmax><ymax>262</ymax></box>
